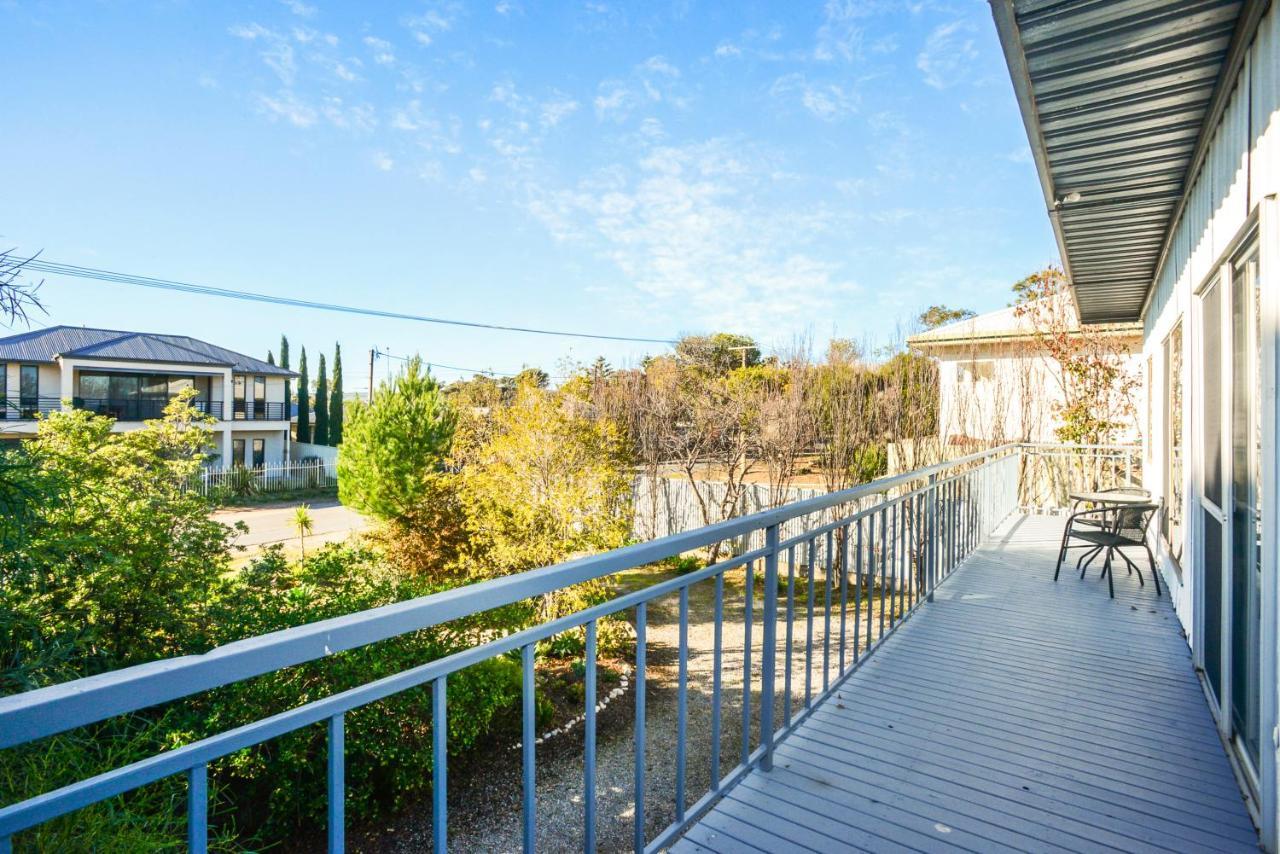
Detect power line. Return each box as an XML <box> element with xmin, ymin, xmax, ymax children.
<box><xmin>24</xmin><ymin>259</ymin><xmax>677</xmax><ymax>345</ymax></box>
<box><xmin>374</xmin><ymin>349</ymin><xmax>571</xmax><ymax>380</ymax></box>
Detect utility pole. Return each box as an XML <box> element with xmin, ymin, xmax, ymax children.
<box><xmin>368</xmin><ymin>348</ymin><xmax>375</xmax><ymax>403</ymax></box>
<box><xmin>728</xmin><ymin>345</ymin><xmax>752</xmax><ymax>370</ymax></box>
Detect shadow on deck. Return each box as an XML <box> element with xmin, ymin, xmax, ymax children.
<box><xmin>674</xmin><ymin>514</ymin><xmax>1259</xmax><ymax>853</ymax></box>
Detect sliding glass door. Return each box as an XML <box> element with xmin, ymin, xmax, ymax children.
<box><xmin>1199</xmin><ymin>231</ymin><xmax>1264</xmax><ymax>787</ymax></box>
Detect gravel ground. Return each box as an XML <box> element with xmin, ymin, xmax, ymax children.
<box><xmin>353</xmin><ymin>560</ymin><xmax>912</xmax><ymax>853</ymax></box>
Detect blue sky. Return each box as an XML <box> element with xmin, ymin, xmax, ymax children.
<box><xmin>2</xmin><ymin>0</ymin><xmax>1055</xmax><ymax>391</ymax></box>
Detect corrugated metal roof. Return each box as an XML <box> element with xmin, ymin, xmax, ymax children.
<box><xmin>990</xmin><ymin>0</ymin><xmax>1249</xmax><ymax>324</ymax></box>
<box><xmin>0</xmin><ymin>325</ymin><xmax>295</xmax><ymax>376</ymax></box>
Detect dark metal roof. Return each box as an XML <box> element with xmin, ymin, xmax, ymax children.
<box><xmin>990</xmin><ymin>0</ymin><xmax>1253</xmax><ymax>323</ymax></box>
<box><xmin>0</xmin><ymin>326</ymin><xmax>295</xmax><ymax>376</ymax></box>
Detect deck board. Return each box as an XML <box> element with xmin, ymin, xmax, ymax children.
<box><xmin>673</xmin><ymin>515</ymin><xmax>1259</xmax><ymax>853</ymax></box>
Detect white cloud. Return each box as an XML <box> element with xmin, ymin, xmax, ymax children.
<box><xmin>814</xmin><ymin>0</ymin><xmax>865</xmax><ymax>62</ymax></box>
<box><xmin>406</xmin><ymin>4</ymin><xmax>460</xmax><ymax>45</ymax></box>
<box><xmin>713</xmin><ymin>42</ymin><xmax>741</xmax><ymax>58</ymax></box>
<box><xmin>540</xmin><ymin>95</ymin><xmax>579</xmax><ymax>128</ymax></box>
<box><xmin>524</xmin><ymin>140</ymin><xmax>856</xmax><ymax>335</ymax></box>
<box><xmin>770</xmin><ymin>73</ymin><xmax>859</xmax><ymax>121</ymax></box>
<box><xmin>917</xmin><ymin>20</ymin><xmax>979</xmax><ymax>89</ymax></box>
<box><xmin>372</xmin><ymin>151</ymin><xmax>395</xmax><ymax>171</ymax></box>
<box><xmin>593</xmin><ymin>56</ymin><xmax>687</xmax><ymax>122</ymax></box>
<box><xmin>256</xmin><ymin>91</ymin><xmax>317</xmax><ymax>127</ymax></box>
<box><xmin>281</xmin><ymin>0</ymin><xmax>316</xmax><ymax>17</ymax></box>
<box><xmin>363</xmin><ymin>35</ymin><xmax>396</xmax><ymax>65</ymax></box>
<box><xmin>495</xmin><ymin>1</ymin><xmax>521</xmax><ymax>15</ymax></box>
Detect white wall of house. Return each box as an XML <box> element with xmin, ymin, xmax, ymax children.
<box><xmin>912</xmin><ymin>305</ymin><xmax>1143</xmax><ymax>446</ymax></box>
<box><xmin>1141</xmin><ymin>6</ymin><xmax>1280</xmax><ymax>846</ymax></box>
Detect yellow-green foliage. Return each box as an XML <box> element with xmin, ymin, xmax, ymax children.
<box><xmin>456</xmin><ymin>381</ymin><xmax>632</xmax><ymax>579</ymax></box>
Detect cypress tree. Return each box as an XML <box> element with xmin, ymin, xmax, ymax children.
<box><xmin>297</xmin><ymin>347</ymin><xmax>311</xmax><ymax>443</ymax></box>
<box><xmin>267</xmin><ymin>350</ymin><xmax>275</xmax><ymax>365</ymax></box>
<box><xmin>280</xmin><ymin>335</ymin><xmax>291</xmax><ymax>427</ymax></box>
<box><xmin>328</xmin><ymin>343</ymin><xmax>344</xmax><ymax>446</ymax></box>
<box><xmin>314</xmin><ymin>353</ymin><xmax>330</xmax><ymax>447</ymax></box>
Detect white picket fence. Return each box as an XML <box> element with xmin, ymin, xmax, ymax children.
<box><xmin>196</xmin><ymin>459</ymin><xmax>337</xmax><ymax>497</ymax></box>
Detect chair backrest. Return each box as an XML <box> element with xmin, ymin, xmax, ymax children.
<box><xmin>1112</xmin><ymin>503</ymin><xmax>1159</xmax><ymax>542</ymax></box>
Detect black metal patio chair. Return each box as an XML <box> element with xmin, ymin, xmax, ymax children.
<box><xmin>1054</xmin><ymin>502</ymin><xmax>1161</xmax><ymax>598</ymax></box>
<box><xmin>1055</xmin><ymin>486</ymin><xmax>1149</xmax><ymax>568</ymax></box>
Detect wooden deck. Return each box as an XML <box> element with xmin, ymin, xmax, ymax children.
<box><xmin>674</xmin><ymin>515</ymin><xmax>1259</xmax><ymax>853</ymax></box>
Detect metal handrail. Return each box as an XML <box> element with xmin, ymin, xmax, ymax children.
<box><xmin>0</xmin><ymin>443</ymin><xmax>1044</xmax><ymax>851</ymax></box>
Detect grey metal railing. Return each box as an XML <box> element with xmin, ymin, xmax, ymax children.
<box><xmin>0</xmin><ymin>444</ymin><xmax>1027</xmax><ymax>853</ymax></box>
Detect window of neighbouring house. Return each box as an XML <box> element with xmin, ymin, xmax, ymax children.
<box><xmin>0</xmin><ymin>363</ymin><xmax>6</xmax><ymax>416</ymax></box>
<box><xmin>1162</xmin><ymin>322</ymin><xmax>1184</xmax><ymax>569</ymax></box>
<box><xmin>958</xmin><ymin>360</ymin><xmax>996</xmax><ymax>382</ymax></box>
<box><xmin>19</xmin><ymin>365</ymin><xmax>38</xmax><ymax>417</ymax></box>
<box><xmin>233</xmin><ymin>375</ymin><xmax>246</xmax><ymax>419</ymax></box>
<box><xmin>232</xmin><ymin>438</ymin><xmax>246</xmax><ymax>468</ymax></box>
<box><xmin>252</xmin><ymin>437</ymin><xmax>265</xmax><ymax>468</ymax></box>
<box><xmin>253</xmin><ymin>376</ymin><xmax>266</xmax><ymax>418</ymax></box>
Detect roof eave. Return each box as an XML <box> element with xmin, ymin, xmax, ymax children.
<box><xmin>988</xmin><ymin>0</ymin><xmax>1085</xmax><ymax>325</ymax></box>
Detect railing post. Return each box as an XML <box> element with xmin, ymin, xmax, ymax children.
<box><xmin>760</xmin><ymin>523</ymin><xmax>779</xmax><ymax>771</ymax></box>
<box><xmin>926</xmin><ymin>473</ymin><xmax>938</xmax><ymax>602</ymax></box>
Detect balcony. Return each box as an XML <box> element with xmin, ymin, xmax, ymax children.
<box><xmin>0</xmin><ymin>445</ymin><xmax>1258</xmax><ymax>851</ymax></box>
<box><xmin>0</xmin><ymin>398</ymin><xmax>287</xmax><ymax>422</ymax></box>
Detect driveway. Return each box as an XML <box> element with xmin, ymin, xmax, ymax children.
<box><xmin>212</xmin><ymin>498</ymin><xmax>370</xmax><ymax>557</ymax></box>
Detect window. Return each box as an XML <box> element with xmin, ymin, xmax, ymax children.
<box><xmin>253</xmin><ymin>376</ymin><xmax>266</xmax><ymax>419</ymax></box>
<box><xmin>77</xmin><ymin>372</ymin><xmax>214</xmax><ymax>419</ymax></box>
<box><xmin>232</xmin><ymin>438</ymin><xmax>246</xmax><ymax>468</ymax></box>
<box><xmin>19</xmin><ymin>365</ymin><xmax>38</xmax><ymax>418</ymax></box>
<box><xmin>958</xmin><ymin>360</ymin><xmax>995</xmax><ymax>382</ymax></box>
<box><xmin>1162</xmin><ymin>323</ymin><xmax>1183</xmax><ymax>568</ymax></box>
<box><xmin>233</xmin><ymin>376</ymin><xmax>246</xmax><ymax>419</ymax></box>
<box><xmin>252</xmin><ymin>438</ymin><xmax>265</xmax><ymax>468</ymax></box>
<box><xmin>0</xmin><ymin>363</ymin><xmax>6</xmax><ymax>418</ymax></box>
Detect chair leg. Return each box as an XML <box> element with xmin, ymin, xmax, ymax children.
<box><xmin>1145</xmin><ymin>543</ymin><xmax>1162</xmax><ymax>596</ymax></box>
<box><xmin>1119</xmin><ymin>550</ymin><xmax>1143</xmax><ymax>586</ymax></box>
<box><xmin>1104</xmin><ymin>549</ymin><xmax>1115</xmax><ymax>599</ymax></box>
<box><xmin>1055</xmin><ymin>524</ymin><xmax>1073</xmax><ymax>581</ymax></box>
<box><xmin>1078</xmin><ymin>546</ymin><xmax>1102</xmax><ymax>577</ymax></box>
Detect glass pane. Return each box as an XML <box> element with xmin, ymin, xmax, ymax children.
<box><xmin>78</xmin><ymin>373</ymin><xmax>109</xmax><ymax>400</ymax></box>
<box><xmin>19</xmin><ymin>365</ymin><xmax>38</xmax><ymax>399</ymax></box>
<box><xmin>232</xmin><ymin>439</ymin><xmax>245</xmax><ymax>468</ymax></box>
<box><xmin>1230</xmin><ymin>251</ymin><xmax>1262</xmax><ymax>767</ymax></box>
<box><xmin>1203</xmin><ymin>281</ymin><xmax>1223</xmax><ymax>507</ymax></box>
<box><xmin>1163</xmin><ymin>324</ymin><xmax>1183</xmax><ymax>563</ymax></box>
<box><xmin>169</xmin><ymin>376</ymin><xmax>194</xmax><ymax>396</ymax></box>
<box><xmin>1204</xmin><ymin>507</ymin><xmax>1223</xmax><ymax>702</ymax></box>
<box><xmin>108</xmin><ymin>374</ymin><xmax>139</xmax><ymax>400</ymax></box>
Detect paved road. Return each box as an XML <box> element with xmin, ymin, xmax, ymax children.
<box><xmin>212</xmin><ymin>498</ymin><xmax>369</xmax><ymax>557</ymax></box>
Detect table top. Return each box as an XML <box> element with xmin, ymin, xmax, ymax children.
<box><xmin>1068</xmin><ymin>490</ymin><xmax>1149</xmax><ymax>505</ymax></box>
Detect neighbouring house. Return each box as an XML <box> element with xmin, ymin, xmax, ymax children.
<box><xmin>0</xmin><ymin>325</ymin><xmax>296</xmax><ymax>468</ymax></box>
<box><xmin>995</xmin><ymin>0</ymin><xmax>1280</xmax><ymax>844</ymax></box>
<box><xmin>908</xmin><ymin>304</ymin><xmax>1144</xmax><ymax>444</ymax></box>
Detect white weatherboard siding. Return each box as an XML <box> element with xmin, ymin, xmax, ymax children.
<box><xmin>1141</xmin><ymin>6</ymin><xmax>1280</xmax><ymax>848</ymax></box>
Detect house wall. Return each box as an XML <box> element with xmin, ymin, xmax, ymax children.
<box><xmin>1140</xmin><ymin>6</ymin><xmax>1280</xmax><ymax>846</ymax></box>
<box><xmin>925</xmin><ymin>341</ymin><xmax>1142</xmax><ymax>446</ymax></box>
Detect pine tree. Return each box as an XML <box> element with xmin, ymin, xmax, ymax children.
<box><xmin>329</xmin><ymin>343</ymin><xmax>344</xmax><ymax>446</ymax></box>
<box><xmin>297</xmin><ymin>347</ymin><xmax>311</xmax><ymax>443</ymax></box>
<box><xmin>314</xmin><ymin>353</ymin><xmax>330</xmax><ymax>446</ymax></box>
<box><xmin>280</xmin><ymin>335</ymin><xmax>291</xmax><ymax>428</ymax></box>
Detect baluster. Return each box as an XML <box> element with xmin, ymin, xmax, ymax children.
<box><xmin>522</xmin><ymin>643</ymin><xmax>536</xmax><ymax>853</ymax></box>
<box><xmin>865</xmin><ymin>514</ymin><xmax>875</xmax><ymax>652</ymax></box>
<box><xmin>710</xmin><ymin>573</ymin><xmax>723</xmax><ymax>788</ymax></box>
<box><xmin>760</xmin><ymin>524</ymin><xmax>779</xmax><ymax>769</ymax></box>
<box><xmin>853</xmin><ymin>517</ymin><xmax>863</xmax><ymax>662</ymax></box>
<box><xmin>634</xmin><ymin>603</ymin><xmax>647</xmax><ymax>854</ymax></box>
<box><xmin>741</xmin><ymin>560</ymin><xmax>754</xmax><ymax>766</ymax></box>
<box><xmin>878</xmin><ymin>508</ymin><xmax>888</xmax><ymax>640</ymax></box>
<box><xmin>783</xmin><ymin>545</ymin><xmax>795</xmax><ymax>728</ymax></box>
<box><xmin>838</xmin><ymin>523</ymin><xmax>849</xmax><ymax>674</ymax></box>
<box><xmin>584</xmin><ymin>622</ymin><xmax>597</xmax><ymax>853</ymax></box>
<box><xmin>433</xmin><ymin>678</ymin><xmax>449</xmax><ymax>853</ymax></box>
<box><xmin>329</xmin><ymin>714</ymin><xmax>345</xmax><ymax>854</ymax></box>
<box><xmin>676</xmin><ymin>588</ymin><xmax>688</xmax><ymax>819</ymax></box>
<box><xmin>804</xmin><ymin>538</ymin><xmax>816</xmax><ymax>708</ymax></box>
<box><xmin>188</xmin><ymin>764</ymin><xmax>207</xmax><ymax>854</ymax></box>
<box><xmin>822</xmin><ymin>528</ymin><xmax>833</xmax><ymax>692</ymax></box>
